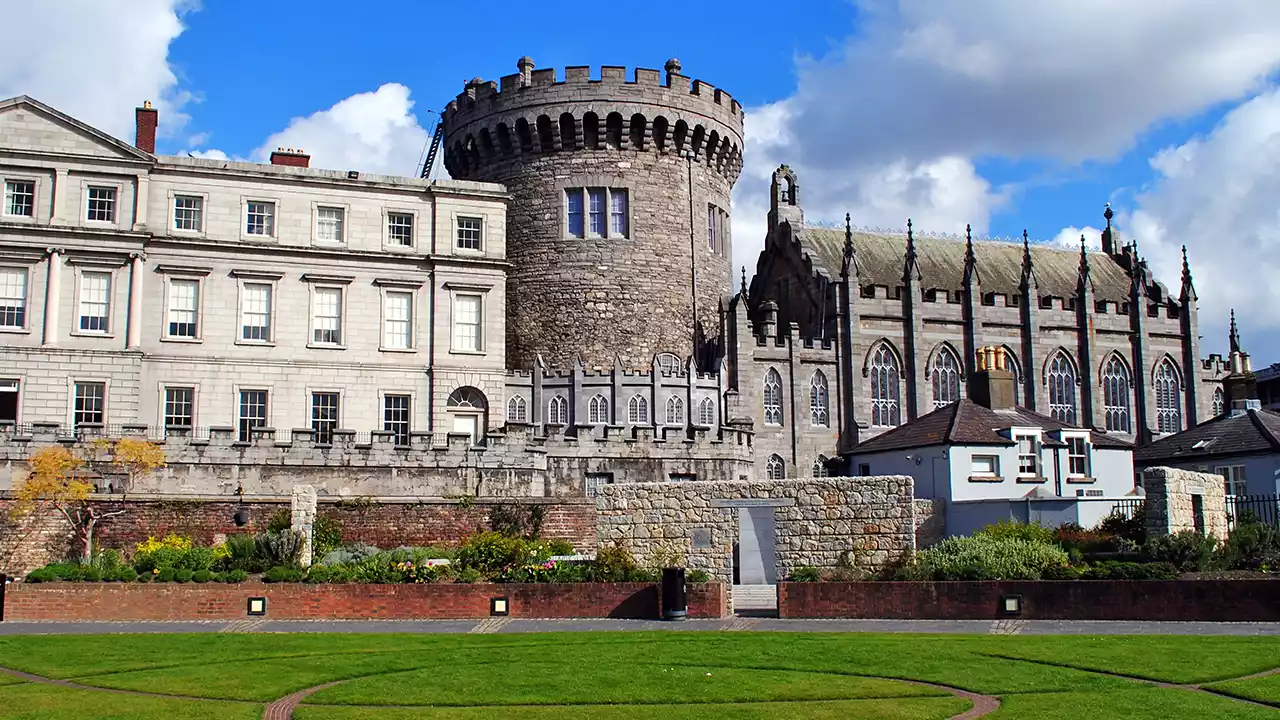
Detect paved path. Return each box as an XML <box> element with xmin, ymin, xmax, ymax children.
<box><xmin>3</xmin><ymin>618</ymin><xmax>1280</xmax><ymax>635</ymax></box>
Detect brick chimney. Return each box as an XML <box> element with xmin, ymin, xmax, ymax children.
<box><xmin>269</xmin><ymin>147</ymin><xmax>310</xmax><ymax>168</ymax></box>
<box><xmin>134</xmin><ymin>101</ymin><xmax>158</xmax><ymax>153</ymax></box>
<box><xmin>971</xmin><ymin>345</ymin><xmax>1017</xmax><ymax>411</ymax></box>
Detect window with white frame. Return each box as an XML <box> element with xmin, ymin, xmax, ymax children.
<box><xmin>870</xmin><ymin>343</ymin><xmax>902</xmax><ymax>427</ymax></box>
<box><xmin>707</xmin><ymin>204</ymin><xmax>728</xmax><ymax>252</ymax></box>
<box><xmin>609</xmin><ymin>189</ymin><xmax>628</xmax><ymax>237</ymax></box>
<box><xmin>311</xmin><ymin>392</ymin><xmax>339</xmax><ymax>444</ymax></box>
<box><xmin>628</xmin><ymin>394</ymin><xmax>649</xmax><ymax>424</ymax></box>
<box><xmin>930</xmin><ymin>346</ymin><xmax>961</xmax><ymax>408</ymax></box>
<box><xmin>245</xmin><ymin>201</ymin><xmax>275</xmax><ymax>236</ymax></box>
<box><xmin>238</xmin><ymin>389</ymin><xmax>268</xmax><ymax>442</ymax></box>
<box><xmin>810</xmin><ymin>370</ymin><xmax>829</xmax><ymax>427</ymax></box>
<box><xmin>765</xmin><ymin>454</ymin><xmax>785</xmax><ymax>480</ymax></box>
<box><xmin>547</xmin><ymin>395</ymin><xmax>568</xmax><ymax>424</ymax></box>
<box><xmin>166</xmin><ymin>279</ymin><xmax>199</xmax><ymax>339</ymax></box>
<box><xmin>763</xmin><ymin>367</ymin><xmax>783</xmax><ymax>426</ymax></box>
<box><xmin>316</xmin><ymin>206</ymin><xmax>345</xmax><ymax>243</ymax></box>
<box><xmin>698</xmin><ymin>396</ymin><xmax>716</xmax><ymax>426</ymax></box>
<box><xmin>1212</xmin><ymin>387</ymin><xmax>1225</xmax><ymax>416</ymax></box>
<box><xmin>78</xmin><ymin>271</ymin><xmax>111</xmax><ymax>332</ymax></box>
<box><xmin>1217</xmin><ymin>465</ymin><xmax>1247</xmax><ymax>497</ymax></box>
<box><xmin>506</xmin><ymin>395</ymin><xmax>527</xmax><ymax>423</ymax></box>
<box><xmin>451</xmin><ymin>293</ymin><xmax>482</xmax><ymax>352</ymax></box>
<box><xmin>383</xmin><ymin>394</ymin><xmax>411</xmax><ymax>446</ymax></box>
<box><xmin>1101</xmin><ymin>355</ymin><xmax>1132</xmax><ymax>433</ymax></box>
<box><xmin>1015</xmin><ymin>434</ymin><xmax>1038</xmax><ymax>476</ymax></box>
<box><xmin>86</xmin><ymin>186</ymin><xmax>116</xmax><ymax>222</ymax></box>
<box><xmin>588</xmin><ymin>394</ymin><xmax>610</xmax><ymax>424</ymax></box>
<box><xmin>0</xmin><ymin>268</ymin><xmax>26</xmax><ymax>328</ymax></box>
<box><xmin>455</xmin><ymin>216</ymin><xmax>482</xmax><ymax>250</ymax></box>
<box><xmin>971</xmin><ymin>455</ymin><xmax>1000</xmax><ymax>477</ymax></box>
<box><xmin>813</xmin><ymin>455</ymin><xmax>829</xmax><ymax>477</ymax></box>
<box><xmin>665</xmin><ymin>395</ymin><xmax>685</xmax><ymax>425</ymax></box>
<box><xmin>387</xmin><ymin>212</ymin><xmax>414</xmax><ymax>247</ymax></box>
<box><xmin>312</xmin><ymin>287</ymin><xmax>343</xmax><ymax>345</ymax></box>
<box><xmin>1154</xmin><ymin>359</ymin><xmax>1183</xmax><ymax>433</ymax></box>
<box><xmin>1047</xmin><ymin>353</ymin><xmax>1079</xmax><ymax>424</ymax></box>
<box><xmin>566</xmin><ymin>187</ymin><xmax>628</xmax><ymax>238</ymax></box>
<box><xmin>584</xmin><ymin>472</ymin><xmax>613</xmax><ymax>498</ymax></box>
<box><xmin>164</xmin><ymin>386</ymin><xmax>194</xmax><ymax>429</ymax></box>
<box><xmin>656</xmin><ymin>353</ymin><xmax>682</xmax><ymax>375</ymax></box>
<box><xmin>566</xmin><ymin>190</ymin><xmax>584</xmax><ymax>237</ymax></box>
<box><xmin>173</xmin><ymin>195</ymin><xmax>203</xmax><ymax>232</ymax></box>
<box><xmin>241</xmin><ymin>283</ymin><xmax>272</xmax><ymax>341</ymax></box>
<box><xmin>73</xmin><ymin>382</ymin><xmax>105</xmax><ymax>426</ymax></box>
<box><xmin>4</xmin><ymin>180</ymin><xmax>34</xmax><ymax>217</ymax></box>
<box><xmin>382</xmin><ymin>291</ymin><xmax>412</xmax><ymax>349</ymax></box>
<box><xmin>1066</xmin><ymin>436</ymin><xmax>1091</xmax><ymax>476</ymax></box>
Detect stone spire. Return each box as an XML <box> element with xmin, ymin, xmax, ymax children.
<box><xmin>1230</xmin><ymin>309</ymin><xmax>1241</xmax><ymax>355</ymax></box>
<box><xmin>1019</xmin><ymin>229</ymin><xmax>1037</xmax><ymax>291</ymax></box>
<box><xmin>903</xmin><ymin>218</ymin><xmax>921</xmax><ymax>283</ymax></box>
<box><xmin>739</xmin><ymin>265</ymin><xmax>748</xmax><ymax>299</ymax></box>
<box><xmin>962</xmin><ymin>223</ymin><xmax>980</xmax><ymax>286</ymax></box>
<box><xmin>1101</xmin><ymin>203</ymin><xmax>1116</xmax><ymax>255</ymax></box>
<box><xmin>1180</xmin><ymin>244</ymin><xmax>1197</xmax><ymax>302</ymax></box>
<box><xmin>840</xmin><ymin>213</ymin><xmax>860</xmax><ymax>280</ymax></box>
<box><xmin>1077</xmin><ymin>235</ymin><xmax>1091</xmax><ymax>289</ymax></box>
<box><xmin>1224</xmin><ymin>309</ymin><xmax>1258</xmax><ymax>416</ymax></box>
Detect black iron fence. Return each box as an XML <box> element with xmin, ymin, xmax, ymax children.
<box><xmin>1112</xmin><ymin>499</ymin><xmax>1144</xmax><ymax>519</ymax></box>
<box><xmin>1226</xmin><ymin>494</ymin><xmax>1280</xmax><ymax>530</ymax></box>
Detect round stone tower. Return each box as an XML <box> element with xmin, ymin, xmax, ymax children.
<box><xmin>442</xmin><ymin>57</ymin><xmax>745</xmax><ymax>370</ymax></box>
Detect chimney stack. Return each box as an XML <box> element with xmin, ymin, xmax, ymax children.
<box><xmin>269</xmin><ymin>147</ymin><xmax>310</xmax><ymax>168</ymax></box>
<box><xmin>971</xmin><ymin>345</ymin><xmax>1017</xmax><ymax>411</ymax></box>
<box><xmin>134</xmin><ymin>101</ymin><xmax>158</xmax><ymax>153</ymax></box>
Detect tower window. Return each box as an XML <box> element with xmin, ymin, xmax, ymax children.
<box><xmin>566</xmin><ymin>187</ymin><xmax>629</xmax><ymax>239</ymax></box>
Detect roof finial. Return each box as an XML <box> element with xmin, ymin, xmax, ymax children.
<box><xmin>1104</xmin><ymin>202</ymin><xmax>1113</xmax><ymax>227</ymax></box>
<box><xmin>1022</xmin><ymin>228</ymin><xmax>1029</xmax><ymax>251</ymax></box>
<box><xmin>903</xmin><ymin>218</ymin><xmax>920</xmax><ymax>283</ymax></box>
<box><xmin>740</xmin><ymin>265</ymin><xmax>747</xmax><ymax>296</ymax></box>
<box><xmin>1080</xmin><ymin>235</ymin><xmax>1087</xmax><ymax>259</ymax></box>
<box><xmin>963</xmin><ymin>223</ymin><xmax>979</xmax><ymax>286</ymax></box>
<box><xmin>844</xmin><ymin>212</ymin><xmax>853</xmax><ymax>253</ymax></box>
<box><xmin>1230</xmin><ymin>309</ymin><xmax>1241</xmax><ymax>355</ymax></box>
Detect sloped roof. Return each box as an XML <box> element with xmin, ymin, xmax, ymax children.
<box><xmin>1134</xmin><ymin>408</ymin><xmax>1280</xmax><ymax>464</ymax></box>
<box><xmin>851</xmin><ymin>399</ymin><xmax>1133</xmax><ymax>455</ymax></box>
<box><xmin>797</xmin><ymin>227</ymin><xmax>1134</xmax><ymax>302</ymax></box>
<box><xmin>0</xmin><ymin>95</ymin><xmax>155</xmax><ymax>162</ymax></box>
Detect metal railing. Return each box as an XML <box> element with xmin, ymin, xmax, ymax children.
<box><xmin>1111</xmin><ymin>498</ymin><xmax>1144</xmax><ymax>519</ymax></box>
<box><xmin>1226</xmin><ymin>494</ymin><xmax>1280</xmax><ymax>530</ymax></box>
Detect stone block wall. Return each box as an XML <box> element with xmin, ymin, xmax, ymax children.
<box><xmin>595</xmin><ymin>475</ymin><xmax>915</xmax><ymax>582</ymax></box>
<box><xmin>1142</xmin><ymin>466</ymin><xmax>1228</xmax><ymax>540</ymax></box>
<box><xmin>914</xmin><ymin>498</ymin><xmax>945</xmax><ymax>548</ymax></box>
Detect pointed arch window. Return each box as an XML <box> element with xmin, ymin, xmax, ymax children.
<box><xmin>665</xmin><ymin>395</ymin><xmax>685</xmax><ymax>425</ymax></box>
<box><xmin>765</xmin><ymin>454</ymin><xmax>785</xmax><ymax>480</ymax></box>
<box><xmin>1101</xmin><ymin>356</ymin><xmax>1132</xmax><ymax>433</ymax></box>
<box><xmin>869</xmin><ymin>344</ymin><xmax>902</xmax><ymax>427</ymax></box>
<box><xmin>930</xmin><ymin>346</ymin><xmax>962</xmax><ymax>409</ymax></box>
<box><xmin>763</xmin><ymin>368</ymin><xmax>783</xmax><ymax>426</ymax></box>
<box><xmin>1047</xmin><ymin>353</ymin><xmax>1078</xmax><ymax>424</ymax></box>
<box><xmin>698</xmin><ymin>397</ymin><xmax>716</xmax><ymax>426</ymax></box>
<box><xmin>547</xmin><ymin>395</ymin><xmax>568</xmax><ymax>425</ymax></box>
<box><xmin>506</xmin><ymin>395</ymin><xmax>527</xmax><ymax>423</ymax></box>
<box><xmin>810</xmin><ymin>370</ymin><xmax>829</xmax><ymax>427</ymax></box>
<box><xmin>627</xmin><ymin>394</ymin><xmax>649</xmax><ymax>424</ymax></box>
<box><xmin>588</xmin><ymin>394</ymin><xmax>610</xmax><ymax>425</ymax></box>
<box><xmin>812</xmin><ymin>455</ymin><xmax>829</xmax><ymax>477</ymax></box>
<box><xmin>1213</xmin><ymin>387</ymin><xmax>1224</xmax><ymax>416</ymax></box>
<box><xmin>1155</xmin><ymin>359</ymin><xmax>1183</xmax><ymax>433</ymax></box>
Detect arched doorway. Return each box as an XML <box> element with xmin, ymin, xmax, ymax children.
<box><xmin>446</xmin><ymin>386</ymin><xmax>488</xmax><ymax>444</ymax></box>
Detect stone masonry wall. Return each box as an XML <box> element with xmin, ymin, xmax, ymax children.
<box><xmin>596</xmin><ymin>475</ymin><xmax>915</xmax><ymax>583</ymax></box>
<box><xmin>914</xmin><ymin>498</ymin><xmax>946</xmax><ymax>548</ymax></box>
<box><xmin>1142</xmin><ymin>466</ymin><xmax>1228</xmax><ymax>540</ymax></box>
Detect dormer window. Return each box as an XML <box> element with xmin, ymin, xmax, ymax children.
<box><xmin>1015</xmin><ymin>434</ymin><xmax>1038</xmax><ymax>476</ymax></box>
<box><xmin>1066</xmin><ymin>436</ymin><xmax>1091</xmax><ymax>476</ymax></box>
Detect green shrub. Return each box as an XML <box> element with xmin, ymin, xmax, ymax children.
<box><xmin>589</xmin><ymin>544</ymin><xmax>639</xmax><ymax>582</ymax></box>
<box><xmin>1086</xmin><ymin>561</ymin><xmax>1178</xmax><ymax>580</ymax></box>
<box><xmin>223</xmin><ymin>569</ymin><xmax>249</xmax><ymax>583</ymax></box>
<box><xmin>546</xmin><ymin>539</ymin><xmax>576</xmax><ymax>556</ymax></box>
<box><xmin>92</xmin><ymin>549</ymin><xmax>123</xmax><ymax>573</ymax></box>
<box><xmin>686</xmin><ymin>569</ymin><xmax>711</xmax><ymax>584</ymax></box>
<box><xmin>454</xmin><ymin>567</ymin><xmax>482</xmax><ymax>584</ymax></box>
<box><xmin>348</xmin><ymin>554</ymin><xmax>410</xmax><ymax>584</ymax></box>
<box><xmin>24</xmin><ymin>568</ymin><xmax>56</xmax><ymax>583</ymax></box>
<box><xmin>488</xmin><ymin>502</ymin><xmax>547</xmax><ymax>539</ymax></box>
<box><xmin>626</xmin><ymin>568</ymin><xmax>658</xmax><ymax>583</ymax></box>
<box><xmin>255</xmin><ymin>530</ymin><xmax>305</xmax><ymax>568</ymax></box>
<box><xmin>1041</xmin><ymin>564</ymin><xmax>1086</xmax><ymax>580</ymax></box>
<box><xmin>80</xmin><ymin>566</ymin><xmax>103</xmax><ymax>582</ymax></box>
<box><xmin>312</xmin><ymin>514</ymin><xmax>345</xmax><ymax>558</ymax></box>
<box><xmin>1217</xmin><ymin>520</ymin><xmax>1280</xmax><ymax>571</ymax></box>
<box><xmin>216</xmin><ymin>533</ymin><xmax>262</xmax><ymax>573</ymax></box>
<box><xmin>977</xmin><ymin>520</ymin><xmax>1056</xmax><ymax>546</ymax></box>
<box><xmin>45</xmin><ymin>563</ymin><xmax>84</xmax><ymax>581</ymax></box>
<box><xmin>173</xmin><ymin>568</ymin><xmax>194</xmax><ymax>583</ymax></box>
<box><xmin>263</xmin><ymin>565</ymin><xmax>306</xmax><ymax>583</ymax></box>
<box><xmin>266</xmin><ymin>509</ymin><xmax>291</xmax><ymax>533</ymax></box>
<box><xmin>455</xmin><ymin>532</ymin><xmax>532</xmax><ymax>577</ymax></box>
<box><xmin>305</xmin><ymin>565</ymin><xmax>333</xmax><ymax>583</ymax></box>
<box><xmin>135</xmin><ymin>573</ymin><xmax>151</xmax><ymax>583</ymax></box>
<box><xmin>113</xmin><ymin>567</ymin><xmax>138</xmax><ymax>582</ymax></box>
<box><xmin>177</xmin><ymin>547</ymin><xmax>215</xmax><ymax>572</ymax></box>
<box><xmin>789</xmin><ymin>566</ymin><xmax>822</xmax><ymax>582</ymax></box>
<box><xmin>155</xmin><ymin>567</ymin><xmax>177</xmax><ymax>582</ymax></box>
<box><xmin>914</xmin><ymin>535</ymin><xmax>1070</xmax><ymax>580</ymax></box>
<box><xmin>320</xmin><ymin>543</ymin><xmax>380</xmax><ymax>566</ymax></box>
<box><xmin>192</xmin><ymin>570</ymin><xmax>214</xmax><ymax>583</ymax></box>
<box><xmin>133</xmin><ymin>547</ymin><xmax>180</xmax><ymax>574</ymax></box>
<box><xmin>1143</xmin><ymin>531</ymin><xmax>1218</xmax><ymax>571</ymax></box>
<box><xmin>1097</xmin><ymin>505</ymin><xmax>1147</xmax><ymax>544</ymax></box>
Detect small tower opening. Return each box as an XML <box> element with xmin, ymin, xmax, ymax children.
<box><xmin>605</xmin><ymin>112</ymin><xmax>624</xmax><ymax>149</ymax></box>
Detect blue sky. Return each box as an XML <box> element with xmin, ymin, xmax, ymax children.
<box><xmin>5</xmin><ymin>1</ymin><xmax>1280</xmax><ymax>359</ymax></box>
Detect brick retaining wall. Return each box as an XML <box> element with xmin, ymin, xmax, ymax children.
<box><xmin>777</xmin><ymin>580</ymin><xmax>1280</xmax><ymax>622</ymax></box>
<box><xmin>2</xmin><ymin>581</ymin><xmax>727</xmax><ymax>621</ymax></box>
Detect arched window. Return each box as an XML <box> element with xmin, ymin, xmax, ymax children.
<box><xmin>1213</xmin><ymin>387</ymin><xmax>1224</xmax><ymax>416</ymax></box>
<box><xmin>763</xmin><ymin>368</ymin><xmax>783</xmax><ymax>426</ymax></box>
<box><xmin>446</xmin><ymin>387</ymin><xmax>488</xmax><ymax>444</ymax></box>
<box><xmin>930</xmin><ymin>346</ymin><xmax>962</xmax><ymax>409</ymax></box>
<box><xmin>812</xmin><ymin>455</ymin><xmax>829</xmax><ymax>477</ymax></box>
<box><xmin>506</xmin><ymin>396</ymin><xmax>527</xmax><ymax>423</ymax></box>
<box><xmin>627</xmin><ymin>394</ymin><xmax>648</xmax><ymax>424</ymax></box>
<box><xmin>810</xmin><ymin>370</ymin><xmax>829</xmax><ymax>427</ymax></box>
<box><xmin>1000</xmin><ymin>346</ymin><xmax>1024</xmax><ymax>405</ymax></box>
<box><xmin>1101</xmin><ymin>356</ymin><xmax>1132</xmax><ymax>433</ymax></box>
<box><xmin>655</xmin><ymin>353</ymin><xmax>682</xmax><ymax>375</ymax></box>
<box><xmin>698</xmin><ymin>397</ymin><xmax>716</xmax><ymax>425</ymax></box>
<box><xmin>869</xmin><ymin>343</ymin><xmax>902</xmax><ymax>427</ymax></box>
<box><xmin>547</xmin><ymin>395</ymin><xmax>568</xmax><ymax>425</ymax></box>
<box><xmin>588</xmin><ymin>394</ymin><xmax>610</xmax><ymax>425</ymax></box>
<box><xmin>1155</xmin><ymin>359</ymin><xmax>1182</xmax><ymax>433</ymax></box>
<box><xmin>1047</xmin><ymin>352</ymin><xmax>1078</xmax><ymax>424</ymax></box>
<box><xmin>765</xmin><ymin>454</ymin><xmax>785</xmax><ymax>480</ymax></box>
<box><xmin>665</xmin><ymin>396</ymin><xmax>685</xmax><ymax>425</ymax></box>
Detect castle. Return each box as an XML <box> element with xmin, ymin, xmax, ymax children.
<box><xmin>0</xmin><ymin>58</ymin><xmax>1230</xmax><ymax>499</ymax></box>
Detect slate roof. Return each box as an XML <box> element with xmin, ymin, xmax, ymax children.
<box><xmin>851</xmin><ymin>399</ymin><xmax>1133</xmax><ymax>455</ymax></box>
<box><xmin>797</xmin><ymin>227</ymin><xmax>1135</xmax><ymax>303</ymax></box>
<box><xmin>1133</xmin><ymin>409</ymin><xmax>1280</xmax><ymax>464</ymax></box>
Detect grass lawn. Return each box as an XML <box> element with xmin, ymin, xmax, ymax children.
<box><xmin>0</xmin><ymin>632</ymin><xmax>1276</xmax><ymax>718</ymax></box>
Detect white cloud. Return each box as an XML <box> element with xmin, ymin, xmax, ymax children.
<box><xmin>188</xmin><ymin>148</ymin><xmax>229</xmax><ymax>161</ymax></box>
<box><xmin>251</xmin><ymin>84</ymin><xmax>433</xmax><ymax>177</ymax></box>
<box><xmin>1053</xmin><ymin>226</ymin><xmax>1104</xmax><ymax>252</ymax></box>
<box><xmin>0</xmin><ymin>0</ymin><xmax>196</xmax><ymax>143</ymax></box>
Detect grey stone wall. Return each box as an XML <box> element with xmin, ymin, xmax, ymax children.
<box><xmin>595</xmin><ymin>475</ymin><xmax>916</xmax><ymax>582</ymax></box>
<box><xmin>1142</xmin><ymin>466</ymin><xmax>1228</xmax><ymax>540</ymax></box>
<box><xmin>914</xmin><ymin>498</ymin><xmax>946</xmax><ymax>548</ymax></box>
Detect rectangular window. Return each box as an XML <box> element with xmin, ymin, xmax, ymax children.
<box><xmin>312</xmin><ymin>287</ymin><xmax>343</xmax><ymax>345</ymax></box>
<box><xmin>166</xmin><ymin>279</ymin><xmax>199</xmax><ymax>338</ymax></box>
<box><xmin>86</xmin><ymin>186</ymin><xmax>116</xmax><ymax>222</ymax></box>
<box><xmin>587</xmin><ymin>188</ymin><xmax>606</xmax><ymax>236</ymax></box>
<box><xmin>0</xmin><ymin>268</ymin><xmax>26</xmax><ymax>328</ymax></box>
<box><xmin>311</xmin><ymin>392</ymin><xmax>339</xmax><ymax>444</ymax></box>
<box><xmin>455</xmin><ymin>216</ymin><xmax>482</xmax><ymax>250</ymax></box>
<box><xmin>971</xmin><ymin>455</ymin><xmax>999</xmax><ymax>477</ymax></box>
<box><xmin>316</xmin><ymin>206</ymin><xmax>345</xmax><ymax>243</ymax></box>
<box><xmin>383</xmin><ymin>291</ymin><xmax>412</xmax><ymax>349</ymax></box>
<box><xmin>584</xmin><ymin>472</ymin><xmax>614</xmax><ymax>498</ymax></box>
<box><xmin>609</xmin><ymin>189</ymin><xmax>628</xmax><ymax>237</ymax></box>
<box><xmin>452</xmin><ymin>293</ymin><xmax>481</xmax><ymax>352</ymax></box>
<box><xmin>669</xmin><ymin>472</ymin><xmax>697</xmax><ymax>482</ymax></box>
<box><xmin>4</xmin><ymin>180</ymin><xmax>34</xmax><ymax>217</ymax></box>
<box><xmin>0</xmin><ymin>378</ymin><xmax>18</xmax><ymax>424</ymax></box>
<box><xmin>1016</xmin><ymin>435</ymin><xmax>1038</xmax><ymax>476</ymax></box>
<box><xmin>707</xmin><ymin>203</ymin><xmax>717</xmax><ymax>250</ymax></box>
<box><xmin>173</xmin><ymin>195</ymin><xmax>203</xmax><ymax>232</ymax></box>
<box><xmin>78</xmin><ymin>271</ymin><xmax>111</xmax><ymax>332</ymax></box>
<box><xmin>238</xmin><ymin>390</ymin><xmax>268</xmax><ymax>442</ymax></box>
<box><xmin>164</xmin><ymin>386</ymin><xmax>194</xmax><ymax>428</ymax></box>
<box><xmin>387</xmin><ymin>212</ymin><xmax>414</xmax><ymax>246</ymax></box>
<box><xmin>241</xmin><ymin>283</ymin><xmax>272</xmax><ymax>341</ymax></box>
<box><xmin>246</xmin><ymin>201</ymin><xmax>275</xmax><ymax>236</ymax></box>
<box><xmin>1216</xmin><ymin>465</ymin><xmax>1247</xmax><ymax>497</ymax></box>
<box><xmin>566</xmin><ymin>190</ymin><xmax>584</xmax><ymax>238</ymax></box>
<box><xmin>73</xmin><ymin>382</ymin><xmax>105</xmax><ymax>426</ymax></box>
<box><xmin>1067</xmin><ymin>436</ymin><xmax>1090</xmax><ymax>476</ymax></box>
<box><xmin>383</xmin><ymin>394</ymin><xmax>411</xmax><ymax>446</ymax></box>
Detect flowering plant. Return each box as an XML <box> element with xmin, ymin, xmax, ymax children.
<box><xmin>136</xmin><ymin>533</ymin><xmax>192</xmax><ymax>554</ymax></box>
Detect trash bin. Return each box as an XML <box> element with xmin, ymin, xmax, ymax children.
<box><xmin>661</xmin><ymin>567</ymin><xmax>687</xmax><ymax>621</ymax></box>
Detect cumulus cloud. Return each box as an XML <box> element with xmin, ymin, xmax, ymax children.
<box><xmin>251</xmin><ymin>84</ymin><xmax>433</xmax><ymax>177</ymax></box>
<box><xmin>0</xmin><ymin>0</ymin><xmax>195</xmax><ymax>143</ymax></box>
<box><xmin>1053</xmin><ymin>226</ymin><xmax>1104</xmax><ymax>252</ymax></box>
